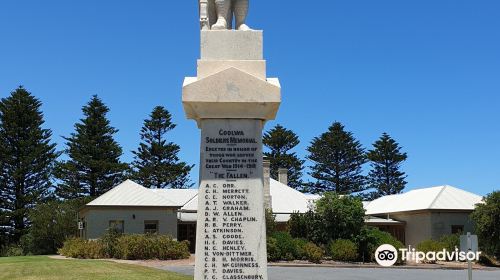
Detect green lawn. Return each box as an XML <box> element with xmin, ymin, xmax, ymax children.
<box><xmin>0</xmin><ymin>256</ymin><xmax>193</xmax><ymax>280</ymax></box>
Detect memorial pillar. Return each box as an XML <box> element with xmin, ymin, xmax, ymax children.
<box><xmin>182</xmin><ymin>29</ymin><xmax>281</xmax><ymax>280</ymax></box>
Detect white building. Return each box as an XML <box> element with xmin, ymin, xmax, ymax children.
<box><xmin>79</xmin><ymin>176</ymin><xmax>483</xmax><ymax>250</ymax></box>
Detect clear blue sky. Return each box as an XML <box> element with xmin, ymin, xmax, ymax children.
<box><xmin>1</xmin><ymin>1</ymin><xmax>499</xmax><ymax>195</ymax></box>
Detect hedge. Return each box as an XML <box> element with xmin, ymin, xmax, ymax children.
<box><xmin>59</xmin><ymin>234</ymin><xmax>190</xmax><ymax>260</ymax></box>
<box><xmin>329</xmin><ymin>239</ymin><xmax>358</xmax><ymax>262</ymax></box>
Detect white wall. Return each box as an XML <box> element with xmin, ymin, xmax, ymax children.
<box><xmin>81</xmin><ymin>207</ymin><xmax>178</xmax><ymax>239</ymax></box>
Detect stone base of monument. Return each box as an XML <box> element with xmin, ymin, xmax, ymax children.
<box><xmin>183</xmin><ymin>30</ymin><xmax>281</xmax><ymax>280</ymax></box>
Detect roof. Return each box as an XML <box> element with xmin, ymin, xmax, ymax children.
<box><xmin>365</xmin><ymin>185</ymin><xmax>483</xmax><ymax>215</ymax></box>
<box><xmin>270</xmin><ymin>178</ymin><xmax>311</xmax><ymax>213</ymax></box>
<box><xmin>365</xmin><ymin>216</ymin><xmax>405</xmax><ymax>225</ymax></box>
<box><xmin>86</xmin><ymin>180</ymin><xmax>186</xmax><ymax>207</ymax></box>
<box><xmin>178</xmin><ymin>179</ymin><xmax>314</xmax><ymax>222</ymax></box>
<box><xmin>152</xmin><ymin>189</ymin><xmax>198</xmax><ymax>206</ymax></box>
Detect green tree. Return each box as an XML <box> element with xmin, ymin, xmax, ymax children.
<box><xmin>263</xmin><ymin>124</ymin><xmax>305</xmax><ymax>191</ymax></box>
<box><xmin>471</xmin><ymin>191</ymin><xmax>500</xmax><ymax>259</ymax></box>
<box><xmin>306</xmin><ymin>122</ymin><xmax>367</xmax><ymax>195</ymax></box>
<box><xmin>55</xmin><ymin>95</ymin><xmax>128</xmax><ymax>199</ymax></box>
<box><xmin>22</xmin><ymin>198</ymin><xmax>91</xmax><ymax>255</ymax></box>
<box><xmin>289</xmin><ymin>193</ymin><xmax>365</xmax><ymax>245</ymax></box>
<box><xmin>366</xmin><ymin>133</ymin><xmax>407</xmax><ymax>199</ymax></box>
<box><xmin>131</xmin><ymin>106</ymin><xmax>193</xmax><ymax>189</ymax></box>
<box><xmin>0</xmin><ymin>87</ymin><xmax>58</xmax><ymax>242</ymax></box>
<box><xmin>315</xmin><ymin>192</ymin><xmax>366</xmax><ymax>242</ymax></box>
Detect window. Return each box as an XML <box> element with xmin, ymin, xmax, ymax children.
<box><xmin>144</xmin><ymin>220</ymin><xmax>159</xmax><ymax>234</ymax></box>
<box><xmin>109</xmin><ymin>220</ymin><xmax>124</xmax><ymax>233</ymax></box>
<box><xmin>452</xmin><ymin>225</ymin><xmax>464</xmax><ymax>234</ymax></box>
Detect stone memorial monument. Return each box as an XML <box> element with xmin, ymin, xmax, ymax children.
<box><xmin>183</xmin><ymin>1</ymin><xmax>281</xmax><ymax>279</ymax></box>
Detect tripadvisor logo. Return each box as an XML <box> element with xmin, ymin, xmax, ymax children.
<box><xmin>375</xmin><ymin>244</ymin><xmax>482</xmax><ymax>267</ymax></box>
<box><xmin>375</xmin><ymin>244</ymin><xmax>398</xmax><ymax>267</ymax></box>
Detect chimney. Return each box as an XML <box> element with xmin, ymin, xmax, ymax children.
<box><xmin>263</xmin><ymin>157</ymin><xmax>272</xmax><ymax>210</ymax></box>
<box><xmin>278</xmin><ymin>168</ymin><xmax>288</xmax><ymax>186</ymax></box>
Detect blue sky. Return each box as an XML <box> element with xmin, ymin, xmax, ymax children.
<box><xmin>0</xmin><ymin>1</ymin><xmax>499</xmax><ymax>195</ymax></box>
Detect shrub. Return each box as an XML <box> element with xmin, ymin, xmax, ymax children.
<box><xmin>315</xmin><ymin>193</ymin><xmax>366</xmax><ymax>243</ymax></box>
<box><xmin>329</xmin><ymin>239</ymin><xmax>358</xmax><ymax>262</ymax></box>
<box><xmin>59</xmin><ymin>234</ymin><xmax>189</xmax><ymax>260</ymax></box>
<box><xmin>266</xmin><ymin>237</ymin><xmax>279</xmax><ymax>262</ymax></box>
<box><xmin>356</xmin><ymin>226</ymin><xmax>404</xmax><ymax>263</ymax></box>
<box><xmin>293</xmin><ymin>238</ymin><xmax>308</xmax><ymax>260</ymax></box>
<box><xmin>289</xmin><ymin>194</ymin><xmax>366</xmax><ymax>245</ymax></box>
<box><xmin>304</xmin><ymin>242</ymin><xmax>324</xmax><ymax>264</ymax></box>
<box><xmin>416</xmin><ymin>240</ymin><xmax>447</xmax><ymax>264</ymax></box>
<box><xmin>471</xmin><ymin>191</ymin><xmax>500</xmax><ymax>259</ymax></box>
<box><xmin>100</xmin><ymin>228</ymin><xmax>122</xmax><ymax>258</ymax></box>
<box><xmin>478</xmin><ymin>255</ymin><xmax>498</xmax><ymax>267</ymax></box>
<box><xmin>289</xmin><ymin>211</ymin><xmax>313</xmax><ymax>240</ymax></box>
<box><xmin>5</xmin><ymin>245</ymin><xmax>24</xmax><ymax>257</ymax></box>
<box><xmin>58</xmin><ymin>238</ymin><xmax>105</xmax><ymax>259</ymax></box>
<box><xmin>439</xmin><ymin>234</ymin><xmax>460</xmax><ymax>252</ymax></box>
<box><xmin>416</xmin><ymin>240</ymin><xmax>446</xmax><ymax>253</ymax></box>
<box><xmin>265</xmin><ymin>210</ymin><xmax>277</xmax><ymax>236</ymax></box>
<box><xmin>27</xmin><ymin>198</ymin><xmax>91</xmax><ymax>255</ymax></box>
<box><xmin>112</xmin><ymin>234</ymin><xmax>189</xmax><ymax>260</ymax></box>
<box><xmin>270</xmin><ymin>232</ymin><xmax>296</xmax><ymax>261</ymax></box>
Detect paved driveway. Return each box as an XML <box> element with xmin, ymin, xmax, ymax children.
<box><xmin>162</xmin><ymin>266</ymin><xmax>500</xmax><ymax>280</ymax></box>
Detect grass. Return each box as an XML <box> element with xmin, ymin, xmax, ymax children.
<box><xmin>0</xmin><ymin>256</ymin><xmax>193</xmax><ymax>280</ymax></box>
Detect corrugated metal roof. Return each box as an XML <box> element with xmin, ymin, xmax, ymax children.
<box><xmin>87</xmin><ymin>180</ymin><xmax>483</xmax><ymax>223</ymax></box>
<box><xmin>152</xmin><ymin>189</ymin><xmax>198</xmax><ymax>206</ymax></box>
<box><xmin>365</xmin><ymin>216</ymin><xmax>405</xmax><ymax>224</ymax></box>
<box><xmin>270</xmin><ymin>179</ymin><xmax>311</xmax><ymax>214</ymax></box>
<box><xmin>365</xmin><ymin>185</ymin><xmax>483</xmax><ymax>215</ymax></box>
<box><xmin>178</xmin><ymin>179</ymin><xmax>313</xmax><ymax>222</ymax></box>
<box><xmin>87</xmin><ymin>180</ymin><xmax>180</xmax><ymax>207</ymax></box>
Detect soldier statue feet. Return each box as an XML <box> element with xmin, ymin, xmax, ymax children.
<box><xmin>212</xmin><ymin>17</ymin><xmax>228</xmax><ymax>30</ymax></box>
<box><xmin>237</xmin><ymin>23</ymin><xmax>251</xmax><ymax>31</ymax></box>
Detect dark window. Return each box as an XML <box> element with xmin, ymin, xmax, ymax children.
<box><xmin>144</xmin><ymin>220</ymin><xmax>159</xmax><ymax>234</ymax></box>
<box><xmin>452</xmin><ymin>225</ymin><xmax>464</xmax><ymax>234</ymax></box>
<box><xmin>109</xmin><ymin>220</ymin><xmax>125</xmax><ymax>233</ymax></box>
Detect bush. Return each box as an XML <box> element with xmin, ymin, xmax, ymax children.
<box><xmin>59</xmin><ymin>238</ymin><xmax>106</xmax><ymax>259</ymax></box>
<box><xmin>59</xmin><ymin>234</ymin><xmax>189</xmax><ymax>260</ymax></box>
<box><xmin>416</xmin><ymin>240</ymin><xmax>446</xmax><ymax>253</ymax></box>
<box><xmin>416</xmin><ymin>240</ymin><xmax>447</xmax><ymax>264</ymax></box>
<box><xmin>266</xmin><ymin>234</ymin><xmax>324</xmax><ymax>263</ymax></box>
<box><xmin>5</xmin><ymin>245</ymin><xmax>24</xmax><ymax>257</ymax></box>
<box><xmin>471</xmin><ymin>191</ymin><xmax>500</xmax><ymax>259</ymax></box>
<box><xmin>270</xmin><ymin>232</ymin><xmax>296</xmax><ymax>261</ymax></box>
<box><xmin>27</xmin><ymin>198</ymin><xmax>92</xmax><ymax>255</ymax></box>
<box><xmin>293</xmin><ymin>238</ymin><xmax>308</xmax><ymax>260</ymax></box>
<box><xmin>439</xmin><ymin>234</ymin><xmax>460</xmax><ymax>252</ymax></box>
<box><xmin>289</xmin><ymin>193</ymin><xmax>365</xmax><ymax>245</ymax></box>
<box><xmin>58</xmin><ymin>238</ymin><xmax>105</xmax><ymax>259</ymax></box>
<box><xmin>304</xmin><ymin>242</ymin><xmax>324</xmax><ymax>264</ymax></box>
<box><xmin>265</xmin><ymin>210</ymin><xmax>277</xmax><ymax>236</ymax></box>
<box><xmin>266</xmin><ymin>237</ymin><xmax>279</xmax><ymax>262</ymax></box>
<box><xmin>100</xmin><ymin>228</ymin><xmax>122</xmax><ymax>258</ymax></box>
<box><xmin>289</xmin><ymin>211</ymin><xmax>314</xmax><ymax>240</ymax></box>
<box><xmin>111</xmin><ymin>234</ymin><xmax>189</xmax><ymax>260</ymax></box>
<box><xmin>356</xmin><ymin>226</ymin><xmax>404</xmax><ymax>263</ymax></box>
<box><xmin>478</xmin><ymin>255</ymin><xmax>498</xmax><ymax>267</ymax></box>
<box><xmin>329</xmin><ymin>239</ymin><xmax>358</xmax><ymax>262</ymax></box>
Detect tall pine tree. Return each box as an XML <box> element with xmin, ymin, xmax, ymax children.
<box><xmin>55</xmin><ymin>95</ymin><xmax>128</xmax><ymax>199</ymax></box>
<box><xmin>263</xmin><ymin>124</ymin><xmax>305</xmax><ymax>191</ymax></box>
<box><xmin>366</xmin><ymin>133</ymin><xmax>407</xmax><ymax>199</ymax></box>
<box><xmin>0</xmin><ymin>87</ymin><xmax>58</xmax><ymax>242</ymax></box>
<box><xmin>307</xmin><ymin>122</ymin><xmax>367</xmax><ymax>195</ymax></box>
<box><xmin>131</xmin><ymin>106</ymin><xmax>193</xmax><ymax>189</ymax></box>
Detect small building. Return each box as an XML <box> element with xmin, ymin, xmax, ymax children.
<box><xmin>79</xmin><ymin>178</ymin><xmax>483</xmax><ymax>248</ymax></box>
<box><xmin>78</xmin><ymin>176</ymin><xmax>311</xmax><ymax>250</ymax></box>
<box><xmin>364</xmin><ymin>185</ymin><xmax>483</xmax><ymax>246</ymax></box>
<box><xmin>78</xmin><ymin>180</ymin><xmax>196</xmax><ymax>240</ymax></box>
